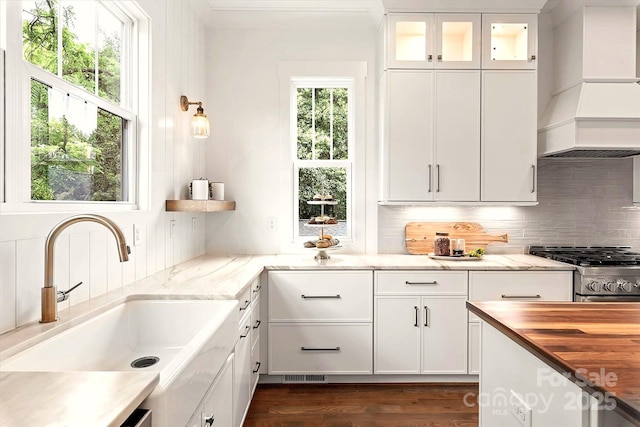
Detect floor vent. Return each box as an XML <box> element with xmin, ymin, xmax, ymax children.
<box><xmin>283</xmin><ymin>374</ymin><xmax>328</xmax><ymax>384</ymax></box>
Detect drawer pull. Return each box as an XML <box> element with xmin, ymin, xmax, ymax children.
<box><xmin>253</xmin><ymin>284</ymin><xmax>262</xmax><ymax>293</ymax></box>
<box><xmin>501</xmin><ymin>294</ymin><xmax>541</xmax><ymax>299</ymax></box>
<box><xmin>414</xmin><ymin>306</ymin><xmax>419</xmax><ymax>327</ymax></box>
<box><xmin>240</xmin><ymin>325</ymin><xmax>250</xmax><ymax>339</ymax></box>
<box><xmin>301</xmin><ymin>294</ymin><xmax>341</xmax><ymax>299</ymax></box>
<box><xmin>301</xmin><ymin>346</ymin><xmax>341</xmax><ymax>352</ymax></box>
<box><xmin>253</xmin><ymin>361</ymin><xmax>261</xmax><ymax>373</ymax></box>
<box><xmin>204</xmin><ymin>415</ymin><xmax>215</xmax><ymax>426</ymax></box>
<box><xmin>239</xmin><ymin>300</ymin><xmax>251</xmax><ymax>311</ymax></box>
<box><xmin>253</xmin><ymin>319</ymin><xmax>261</xmax><ymax>329</ymax></box>
<box><xmin>424</xmin><ymin>306</ymin><xmax>429</xmax><ymax>327</ymax></box>
<box><xmin>405</xmin><ymin>281</ymin><xmax>438</xmax><ymax>285</ymax></box>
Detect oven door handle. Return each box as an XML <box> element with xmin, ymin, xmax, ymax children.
<box><xmin>576</xmin><ymin>294</ymin><xmax>640</xmax><ymax>302</ymax></box>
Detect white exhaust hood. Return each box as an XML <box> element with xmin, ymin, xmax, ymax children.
<box><xmin>538</xmin><ymin>1</ymin><xmax>640</xmax><ymax>158</ymax></box>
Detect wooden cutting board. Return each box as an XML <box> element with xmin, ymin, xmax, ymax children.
<box><xmin>405</xmin><ymin>222</ymin><xmax>508</xmax><ymax>255</ymax></box>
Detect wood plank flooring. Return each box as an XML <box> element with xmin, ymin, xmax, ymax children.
<box><xmin>243</xmin><ymin>383</ymin><xmax>479</xmax><ymax>427</ymax></box>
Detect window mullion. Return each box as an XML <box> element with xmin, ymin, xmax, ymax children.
<box><xmin>94</xmin><ymin>4</ymin><xmax>99</xmax><ymax>97</ymax></box>
<box><xmin>57</xmin><ymin>1</ymin><xmax>62</xmax><ymax>77</ymax></box>
<box><xmin>330</xmin><ymin>88</ymin><xmax>334</xmax><ymax>160</ymax></box>
<box><xmin>311</xmin><ymin>88</ymin><xmax>316</xmax><ymax>160</ymax></box>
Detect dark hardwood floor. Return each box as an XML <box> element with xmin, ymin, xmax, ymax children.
<box><xmin>243</xmin><ymin>383</ymin><xmax>479</xmax><ymax>427</ymax></box>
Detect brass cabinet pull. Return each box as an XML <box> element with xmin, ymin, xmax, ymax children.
<box><xmin>501</xmin><ymin>294</ymin><xmax>541</xmax><ymax>299</ymax></box>
<box><xmin>301</xmin><ymin>347</ymin><xmax>341</xmax><ymax>351</ymax></box>
<box><xmin>301</xmin><ymin>294</ymin><xmax>341</xmax><ymax>299</ymax></box>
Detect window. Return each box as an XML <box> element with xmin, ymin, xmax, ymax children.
<box><xmin>293</xmin><ymin>81</ymin><xmax>353</xmax><ymax>240</ymax></box>
<box><xmin>21</xmin><ymin>0</ymin><xmax>136</xmax><ymax>202</ymax></box>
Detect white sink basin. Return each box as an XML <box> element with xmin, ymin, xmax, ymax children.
<box><xmin>1</xmin><ymin>298</ymin><xmax>239</xmax><ymax>427</ymax></box>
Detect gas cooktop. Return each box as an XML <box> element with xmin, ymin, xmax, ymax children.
<box><xmin>529</xmin><ymin>246</ymin><xmax>640</xmax><ymax>267</ymax></box>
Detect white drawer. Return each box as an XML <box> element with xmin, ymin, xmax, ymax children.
<box><xmin>375</xmin><ymin>271</ymin><xmax>468</xmax><ymax>295</ymax></box>
<box><xmin>468</xmin><ymin>271</ymin><xmax>573</xmax><ymax>321</ymax></box>
<box><xmin>268</xmin><ymin>271</ymin><xmax>373</xmax><ymax>322</ymax></box>
<box><xmin>268</xmin><ymin>323</ymin><xmax>372</xmax><ymax>374</ymax></box>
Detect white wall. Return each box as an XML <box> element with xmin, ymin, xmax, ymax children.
<box><xmin>0</xmin><ymin>0</ymin><xmax>208</xmax><ymax>334</ymax></box>
<box><xmin>203</xmin><ymin>13</ymin><xmax>377</xmax><ymax>255</ymax></box>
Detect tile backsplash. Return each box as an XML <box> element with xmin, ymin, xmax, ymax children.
<box><xmin>378</xmin><ymin>158</ymin><xmax>640</xmax><ymax>254</ymax></box>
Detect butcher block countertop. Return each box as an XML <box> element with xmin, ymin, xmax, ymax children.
<box><xmin>467</xmin><ymin>301</ymin><xmax>640</xmax><ymax>426</ymax></box>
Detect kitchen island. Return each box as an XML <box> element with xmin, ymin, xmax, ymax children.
<box><xmin>467</xmin><ymin>301</ymin><xmax>640</xmax><ymax>427</ymax></box>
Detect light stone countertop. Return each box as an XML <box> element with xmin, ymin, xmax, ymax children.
<box><xmin>0</xmin><ymin>252</ymin><xmax>574</xmax><ymax>427</ymax></box>
<box><xmin>0</xmin><ymin>371</ymin><xmax>158</xmax><ymax>427</ymax></box>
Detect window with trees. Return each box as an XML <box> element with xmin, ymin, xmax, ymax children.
<box><xmin>21</xmin><ymin>0</ymin><xmax>136</xmax><ymax>202</ymax></box>
<box><xmin>294</xmin><ymin>81</ymin><xmax>353</xmax><ymax>239</ymax></box>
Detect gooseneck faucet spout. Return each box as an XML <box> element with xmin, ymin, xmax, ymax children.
<box><xmin>41</xmin><ymin>214</ymin><xmax>130</xmax><ymax>323</ymax></box>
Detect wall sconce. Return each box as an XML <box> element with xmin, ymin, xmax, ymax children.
<box><xmin>180</xmin><ymin>95</ymin><xmax>210</xmax><ymax>139</ymax></box>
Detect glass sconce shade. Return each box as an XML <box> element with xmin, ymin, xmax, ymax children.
<box><xmin>191</xmin><ymin>110</ymin><xmax>210</xmax><ymax>139</ymax></box>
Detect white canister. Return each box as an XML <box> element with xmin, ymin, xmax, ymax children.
<box><xmin>210</xmin><ymin>182</ymin><xmax>225</xmax><ymax>200</ymax></box>
<box><xmin>190</xmin><ymin>179</ymin><xmax>209</xmax><ymax>200</ymax></box>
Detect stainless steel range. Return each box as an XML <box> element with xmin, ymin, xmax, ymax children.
<box><xmin>529</xmin><ymin>246</ymin><xmax>640</xmax><ymax>302</ymax></box>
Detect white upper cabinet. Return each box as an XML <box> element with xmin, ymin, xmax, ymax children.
<box><xmin>387</xmin><ymin>13</ymin><xmax>481</xmax><ymax>70</ymax></box>
<box><xmin>435</xmin><ymin>14</ymin><xmax>481</xmax><ymax>69</ymax></box>
<box><xmin>482</xmin><ymin>14</ymin><xmax>538</xmax><ymax>69</ymax></box>
<box><xmin>388</xmin><ymin>14</ymin><xmax>435</xmax><ymax>69</ymax></box>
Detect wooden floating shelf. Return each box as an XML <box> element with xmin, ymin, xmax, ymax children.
<box><xmin>165</xmin><ymin>200</ymin><xmax>236</xmax><ymax>212</ymax></box>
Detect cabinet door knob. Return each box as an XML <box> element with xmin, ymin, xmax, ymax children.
<box><xmin>428</xmin><ymin>54</ymin><xmax>433</xmax><ymax>61</ymax></box>
<box><xmin>530</xmin><ymin>54</ymin><xmax>536</xmax><ymax>61</ymax></box>
<box><xmin>437</xmin><ymin>54</ymin><xmax>442</xmax><ymax>61</ymax></box>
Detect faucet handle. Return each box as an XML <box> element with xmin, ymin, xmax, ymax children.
<box><xmin>57</xmin><ymin>281</ymin><xmax>84</xmax><ymax>303</ymax></box>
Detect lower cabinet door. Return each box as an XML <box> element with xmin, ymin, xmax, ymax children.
<box><xmin>233</xmin><ymin>316</ymin><xmax>252</xmax><ymax>427</ymax></box>
<box><xmin>468</xmin><ymin>322</ymin><xmax>480</xmax><ymax>375</ymax></box>
<box><xmin>374</xmin><ymin>297</ymin><xmax>421</xmax><ymax>374</ymax></box>
<box><xmin>198</xmin><ymin>353</ymin><xmax>234</xmax><ymax>427</ymax></box>
<box><xmin>421</xmin><ymin>296</ymin><xmax>468</xmax><ymax>374</ymax></box>
<box><xmin>269</xmin><ymin>323</ymin><xmax>373</xmax><ymax>374</ymax></box>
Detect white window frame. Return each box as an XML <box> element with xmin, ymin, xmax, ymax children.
<box><xmin>0</xmin><ymin>0</ymin><xmax>150</xmax><ymax>212</ymax></box>
<box><xmin>292</xmin><ymin>79</ymin><xmax>354</xmax><ymax>241</ymax></box>
<box><xmin>278</xmin><ymin>61</ymin><xmax>367</xmax><ymax>254</ymax></box>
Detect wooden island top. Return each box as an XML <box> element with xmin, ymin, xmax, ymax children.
<box><xmin>467</xmin><ymin>301</ymin><xmax>640</xmax><ymax>426</ymax></box>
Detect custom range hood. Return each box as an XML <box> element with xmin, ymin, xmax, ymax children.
<box><xmin>538</xmin><ymin>1</ymin><xmax>640</xmax><ymax>158</ymax></box>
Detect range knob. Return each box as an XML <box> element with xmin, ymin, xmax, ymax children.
<box><xmin>603</xmin><ymin>282</ymin><xmax>615</xmax><ymax>292</ymax></box>
<box><xmin>586</xmin><ymin>281</ymin><xmax>601</xmax><ymax>292</ymax></box>
<box><xmin>616</xmin><ymin>279</ymin><xmax>632</xmax><ymax>293</ymax></box>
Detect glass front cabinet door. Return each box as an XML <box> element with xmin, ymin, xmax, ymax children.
<box><xmin>435</xmin><ymin>14</ymin><xmax>481</xmax><ymax>69</ymax></box>
<box><xmin>387</xmin><ymin>14</ymin><xmax>435</xmax><ymax>69</ymax></box>
<box><xmin>387</xmin><ymin>14</ymin><xmax>481</xmax><ymax>70</ymax></box>
<box><xmin>482</xmin><ymin>14</ymin><xmax>538</xmax><ymax>69</ymax></box>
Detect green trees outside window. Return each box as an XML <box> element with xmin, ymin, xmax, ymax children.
<box><xmin>23</xmin><ymin>0</ymin><xmax>128</xmax><ymax>201</ymax></box>
<box><xmin>296</xmin><ymin>86</ymin><xmax>351</xmax><ymax>234</ymax></box>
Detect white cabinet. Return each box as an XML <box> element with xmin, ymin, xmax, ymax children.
<box><xmin>267</xmin><ymin>271</ymin><xmax>373</xmax><ymax>375</ymax></box>
<box><xmin>481</xmin><ymin>70</ymin><xmax>537</xmax><ymax>202</ymax></box>
<box><xmin>382</xmin><ymin>70</ymin><xmax>480</xmax><ymax>202</ymax></box>
<box><xmin>480</xmin><ymin>322</ymin><xmax>587</xmax><ymax>427</ymax></box>
<box><xmin>187</xmin><ymin>353</ymin><xmax>234</xmax><ymax>427</ymax></box>
<box><xmin>233</xmin><ymin>277</ymin><xmax>262</xmax><ymax>427</ymax></box>
<box><xmin>387</xmin><ymin>13</ymin><xmax>481</xmax><ymax>69</ymax></box>
<box><xmin>481</xmin><ymin>14</ymin><xmax>538</xmax><ymax>69</ymax></box>
<box><xmin>634</xmin><ymin>156</ymin><xmax>639</xmax><ymax>204</ymax></box>
<box><xmin>374</xmin><ymin>271</ymin><xmax>468</xmax><ymax>375</ymax></box>
<box><xmin>467</xmin><ymin>271</ymin><xmax>573</xmax><ymax>375</ymax></box>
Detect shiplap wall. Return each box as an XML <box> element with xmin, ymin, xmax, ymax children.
<box><xmin>378</xmin><ymin>158</ymin><xmax>640</xmax><ymax>254</ymax></box>
<box><xmin>0</xmin><ymin>0</ymin><xmax>208</xmax><ymax>334</ymax></box>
